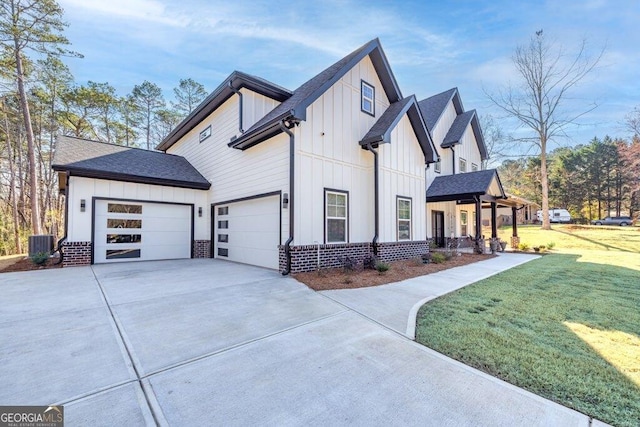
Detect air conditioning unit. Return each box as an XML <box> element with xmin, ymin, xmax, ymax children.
<box><xmin>28</xmin><ymin>235</ymin><xmax>54</xmax><ymax>256</ymax></box>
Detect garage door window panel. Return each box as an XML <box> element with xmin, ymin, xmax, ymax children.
<box><xmin>108</xmin><ymin>203</ymin><xmax>142</xmax><ymax>214</ymax></box>
<box><xmin>326</xmin><ymin>190</ymin><xmax>348</xmax><ymax>243</ymax></box>
<box><xmin>106</xmin><ymin>249</ymin><xmax>141</xmax><ymax>259</ymax></box>
<box><xmin>107</xmin><ymin>219</ymin><xmax>142</xmax><ymax>229</ymax></box>
<box><xmin>107</xmin><ymin>234</ymin><xmax>142</xmax><ymax>244</ymax></box>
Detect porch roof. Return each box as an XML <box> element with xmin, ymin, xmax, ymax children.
<box><xmin>426</xmin><ymin>169</ymin><xmax>505</xmax><ymax>203</ymax></box>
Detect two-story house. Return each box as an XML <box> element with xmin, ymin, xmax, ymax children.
<box><xmin>52</xmin><ymin>38</ymin><xmax>508</xmax><ymax>272</ymax></box>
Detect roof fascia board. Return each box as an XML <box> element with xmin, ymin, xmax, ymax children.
<box><xmin>62</xmin><ymin>168</ymin><xmax>211</xmax><ymax>190</ymax></box>
<box><xmin>228</xmin><ymin>111</ymin><xmax>292</xmax><ymax>150</ymax></box>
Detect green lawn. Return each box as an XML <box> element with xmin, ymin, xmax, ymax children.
<box><xmin>416</xmin><ymin>225</ymin><xmax>640</xmax><ymax>426</ymax></box>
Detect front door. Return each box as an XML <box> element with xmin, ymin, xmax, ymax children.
<box><xmin>432</xmin><ymin>210</ymin><xmax>445</xmax><ymax>247</ymax></box>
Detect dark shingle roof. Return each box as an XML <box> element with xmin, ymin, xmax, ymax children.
<box><xmin>418</xmin><ymin>88</ymin><xmax>458</xmax><ymax>130</ymax></box>
<box><xmin>426</xmin><ymin>169</ymin><xmax>504</xmax><ymax>202</ymax></box>
<box><xmin>442</xmin><ymin>110</ymin><xmax>475</xmax><ymax>147</ymax></box>
<box><xmin>230</xmin><ymin>38</ymin><xmax>403</xmax><ymax>150</ymax></box>
<box><xmin>359</xmin><ymin>96</ymin><xmax>438</xmax><ymax>163</ymax></box>
<box><xmin>53</xmin><ymin>136</ymin><xmax>210</xmax><ymax>190</ymax></box>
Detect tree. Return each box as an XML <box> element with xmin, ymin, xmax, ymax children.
<box><xmin>154</xmin><ymin>108</ymin><xmax>182</xmax><ymax>143</ymax></box>
<box><xmin>0</xmin><ymin>0</ymin><xmax>78</xmax><ymax>235</ymax></box>
<box><xmin>131</xmin><ymin>80</ymin><xmax>164</xmax><ymax>150</ymax></box>
<box><xmin>486</xmin><ymin>30</ymin><xmax>603</xmax><ymax>230</ymax></box>
<box><xmin>172</xmin><ymin>78</ymin><xmax>207</xmax><ymax>117</ymax></box>
<box><xmin>625</xmin><ymin>106</ymin><xmax>640</xmax><ymax>137</ymax></box>
<box><xmin>479</xmin><ymin>114</ymin><xmax>507</xmax><ymax>169</ymax></box>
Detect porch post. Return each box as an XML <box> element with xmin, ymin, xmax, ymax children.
<box><xmin>491</xmin><ymin>202</ymin><xmax>497</xmax><ymax>238</ymax></box>
<box><xmin>511</xmin><ymin>206</ymin><xmax>520</xmax><ymax>250</ymax></box>
<box><xmin>475</xmin><ymin>197</ymin><xmax>483</xmax><ymax>253</ymax></box>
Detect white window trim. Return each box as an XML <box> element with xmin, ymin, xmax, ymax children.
<box><xmin>397</xmin><ymin>197</ymin><xmax>412</xmax><ymax>241</ymax></box>
<box><xmin>460</xmin><ymin>210</ymin><xmax>468</xmax><ymax>236</ymax></box>
<box><xmin>471</xmin><ymin>163</ymin><xmax>478</xmax><ymax>172</ymax></box>
<box><xmin>325</xmin><ymin>190</ymin><xmax>348</xmax><ymax>243</ymax></box>
<box><xmin>434</xmin><ymin>159</ymin><xmax>441</xmax><ymax>173</ymax></box>
<box><xmin>459</xmin><ymin>158</ymin><xmax>467</xmax><ymax>173</ymax></box>
<box><xmin>361</xmin><ymin>80</ymin><xmax>375</xmax><ymax>116</ymax></box>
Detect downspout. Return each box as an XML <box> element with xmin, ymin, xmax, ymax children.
<box><xmin>365</xmin><ymin>143</ymin><xmax>379</xmax><ymax>256</ymax></box>
<box><xmin>228</xmin><ymin>82</ymin><xmax>244</xmax><ymax>134</ymax></box>
<box><xmin>451</xmin><ymin>147</ymin><xmax>456</xmax><ymax>175</ymax></box>
<box><xmin>52</xmin><ymin>171</ymin><xmax>69</xmax><ymax>265</ymax></box>
<box><xmin>280</xmin><ymin>120</ymin><xmax>295</xmax><ymax>275</ymax></box>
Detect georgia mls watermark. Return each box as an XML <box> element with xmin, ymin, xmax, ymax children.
<box><xmin>0</xmin><ymin>406</ymin><xmax>63</xmax><ymax>427</ymax></box>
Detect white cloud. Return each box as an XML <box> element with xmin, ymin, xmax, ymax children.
<box><xmin>59</xmin><ymin>0</ymin><xmax>190</xmax><ymax>27</ymax></box>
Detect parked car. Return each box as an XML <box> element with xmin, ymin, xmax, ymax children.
<box><xmin>590</xmin><ymin>216</ymin><xmax>633</xmax><ymax>226</ymax></box>
<box><xmin>537</xmin><ymin>209</ymin><xmax>572</xmax><ymax>223</ymax></box>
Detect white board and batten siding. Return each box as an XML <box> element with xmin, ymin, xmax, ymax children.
<box><xmin>378</xmin><ymin>115</ymin><xmax>426</xmax><ymax>242</ymax></box>
<box><xmin>426</xmin><ymin>202</ymin><xmax>476</xmax><ymax>239</ymax></box>
<box><xmin>167</xmin><ymin>91</ymin><xmax>290</xmax><ymax>245</ymax></box>
<box><xmin>294</xmin><ymin>55</ymin><xmax>390</xmax><ymax>245</ymax></box>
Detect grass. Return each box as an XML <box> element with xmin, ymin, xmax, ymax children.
<box><xmin>416</xmin><ymin>225</ymin><xmax>640</xmax><ymax>426</ymax></box>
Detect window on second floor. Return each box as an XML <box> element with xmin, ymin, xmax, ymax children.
<box><xmin>361</xmin><ymin>80</ymin><xmax>375</xmax><ymax>116</ymax></box>
<box><xmin>459</xmin><ymin>158</ymin><xmax>467</xmax><ymax>173</ymax></box>
<box><xmin>434</xmin><ymin>159</ymin><xmax>441</xmax><ymax>173</ymax></box>
<box><xmin>471</xmin><ymin>163</ymin><xmax>478</xmax><ymax>172</ymax></box>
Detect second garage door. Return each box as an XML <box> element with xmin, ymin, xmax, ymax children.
<box><xmin>214</xmin><ymin>194</ymin><xmax>280</xmax><ymax>269</ymax></box>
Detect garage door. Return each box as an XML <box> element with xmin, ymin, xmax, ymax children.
<box><xmin>94</xmin><ymin>200</ymin><xmax>192</xmax><ymax>263</ymax></box>
<box><xmin>214</xmin><ymin>194</ymin><xmax>280</xmax><ymax>269</ymax></box>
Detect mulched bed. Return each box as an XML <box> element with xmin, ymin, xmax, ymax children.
<box><xmin>294</xmin><ymin>253</ymin><xmax>496</xmax><ymax>291</ymax></box>
<box><xmin>0</xmin><ymin>256</ymin><xmax>63</xmax><ymax>273</ymax></box>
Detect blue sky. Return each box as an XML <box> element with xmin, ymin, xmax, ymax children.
<box><xmin>57</xmin><ymin>0</ymin><xmax>639</xmax><ymax>156</ymax></box>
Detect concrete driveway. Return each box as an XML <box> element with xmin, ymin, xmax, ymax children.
<box><xmin>0</xmin><ymin>259</ymin><xmax>594</xmax><ymax>426</ymax></box>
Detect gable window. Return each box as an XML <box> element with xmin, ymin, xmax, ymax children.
<box><xmin>326</xmin><ymin>190</ymin><xmax>348</xmax><ymax>243</ymax></box>
<box><xmin>471</xmin><ymin>163</ymin><xmax>478</xmax><ymax>172</ymax></box>
<box><xmin>361</xmin><ymin>80</ymin><xmax>375</xmax><ymax>116</ymax></box>
<box><xmin>397</xmin><ymin>197</ymin><xmax>412</xmax><ymax>240</ymax></box>
<box><xmin>199</xmin><ymin>125</ymin><xmax>211</xmax><ymax>143</ymax></box>
<box><xmin>434</xmin><ymin>159</ymin><xmax>441</xmax><ymax>173</ymax></box>
<box><xmin>460</xmin><ymin>210</ymin><xmax>468</xmax><ymax>236</ymax></box>
<box><xmin>459</xmin><ymin>158</ymin><xmax>467</xmax><ymax>173</ymax></box>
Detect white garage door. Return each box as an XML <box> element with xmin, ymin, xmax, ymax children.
<box><xmin>94</xmin><ymin>200</ymin><xmax>191</xmax><ymax>263</ymax></box>
<box><xmin>214</xmin><ymin>194</ymin><xmax>280</xmax><ymax>269</ymax></box>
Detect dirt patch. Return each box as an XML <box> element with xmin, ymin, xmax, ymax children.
<box><xmin>0</xmin><ymin>255</ymin><xmax>63</xmax><ymax>273</ymax></box>
<box><xmin>294</xmin><ymin>253</ymin><xmax>496</xmax><ymax>291</ymax></box>
<box><xmin>0</xmin><ymin>255</ymin><xmax>25</xmax><ymax>270</ymax></box>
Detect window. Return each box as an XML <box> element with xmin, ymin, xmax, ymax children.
<box><xmin>106</xmin><ymin>249</ymin><xmax>141</xmax><ymax>260</ymax></box>
<box><xmin>397</xmin><ymin>197</ymin><xmax>412</xmax><ymax>240</ymax></box>
<box><xmin>107</xmin><ymin>234</ymin><xmax>141</xmax><ymax>244</ymax></box>
<box><xmin>108</xmin><ymin>203</ymin><xmax>142</xmax><ymax>214</ymax></box>
<box><xmin>434</xmin><ymin>159</ymin><xmax>441</xmax><ymax>174</ymax></box>
<box><xmin>107</xmin><ymin>219</ymin><xmax>142</xmax><ymax>229</ymax></box>
<box><xmin>460</xmin><ymin>211</ymin><xmax>468</xmax><ymax>236</ymax></box>
<box><xmin>218</xmin><ymin>248</ymin><xmax>228</xmax><ymax>257</ymax></box>
<box><xmin>218</xmin><ymin>206</ymin><xmax>228</xmax><ymax>215</ymax></box>
<box><xmin>471</xmin><ymin>163</ymin><xmax>478</xmax><ymax>172</ymax></box>
<box><xmin>361</xmin><ymin>80</ymin><xmax>375</xmax><ymax>116</ymax></box>
<box><xmin>218</xmin><ymin>220</ymin><xmax>228</xmax><ymax>229</ymax></box>
<box><xmin>459</xmin><ymin>158</ymin><xmax>467</xmax><ymax>173</ymax></box>
<box><xmin>218</xmin><ymin>234</ymin><xmax>228</xmax><ymax>243</ymax></box>
<box><xmin>199</xmin><ymin>125</ymin><xmax>211</xmax><ymax>142</ymax></box>
<box><xmin>326</xmin><ymin>190</ymin><xmax>348</xmax><ymax>243</ymax></box>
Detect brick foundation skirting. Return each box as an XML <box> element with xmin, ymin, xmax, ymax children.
<box><xmin>279</xmin><ymin>240</ymin><xmax>431</xmax><ymax>273</ymax></box>
<box><xmin>193</xmin><ymin>240</ymin><xmax>211</xmax><ymax>258</ymax></box>
<box><xmin>62</xmin><ymin>241</ymin><xmax>92</xmax><ymax>267</ymax></box>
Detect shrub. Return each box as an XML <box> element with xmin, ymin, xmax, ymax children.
<box><xmin>375</xmin><ymin>261</ymin><xmax>390</xmax><ymax>273</ymax></box>
<box><xmin>518</xmin><ymin>242</ymin><xmax>530</xmax><ymax>251</ymax></box>
<box><xmin>363</xmin><ymin>255</ymin><xmax>378</xmax><ymax>270</ymax></box>
<box><xmin>340</xmin><ymin>255</ymin><xmax>358</xmax><ymax>273</ymax></box>
<box><xmin>30</xmin><ymin>251</ymin><xmax>49</xmax><ymax>266</ymax></box>
<box><xmin>410</xmin><ymin>256</ymin><xmax>423</xmax><ymax>266</ymax></box>
<box><xmin>431</xmin><ymin>252</ymin><xmax>447</xmax><ymax>264</ymax></box>
<box><xmin>546</xmin><ymin>242</ymin><xmax>556</xmax><ymax>250</ymax></box>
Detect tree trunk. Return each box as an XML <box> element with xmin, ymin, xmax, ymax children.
<box><xmin>540</xmin><ymin>140</ymin><xmax>551</xmax><ymax>230</ymax></box>
<box><xmin>14</xmin><ymin>44</ymin><xmax>42</xmax><ymax>235</ymax></box>
<box><xmin>3</xmin><ymin>103</ymin><xmax>23</xmax><ymax>254</ymax></box>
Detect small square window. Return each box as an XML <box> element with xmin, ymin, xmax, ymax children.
<box><xmin>471</xmin><ymin>163</ymin><xmax>478</xmax><ymax>172</ymax></box>
<box><xmin>361</xmin><ymin>81</ymin><xmax>375</xmax><ymax>116</ymax></box>
<box><xmin>218</xmin><ymin>206</ymin><xmax>228</xmax><ymax>215</ymax></box>
<box><xmin>199</xmin><ymin>125</ymin><xmax>211</xmax><ymax>142</ymax></box>
<box><xmin>459</xmin><ymin>158</ymin><xmax>467</xmax><ymax>173</ymax></box>
<box><xmin>434</xmin><ymin>160</ymin><xmax>441</xmax><ymax>174</ymax></box>
<box><xmin>218</xmin><ymin>248</ymin><xmax>228</xmax><ymax>257</ymax></box>
<box><xmin>218</xmin><ymin>234</ymin><xmax>228</xmax><ymax>243</ymax></box>
<box><xmin>218</xmin><ymin>220</ymin><xmax>228</xmax><ymax>229</ymax></box>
